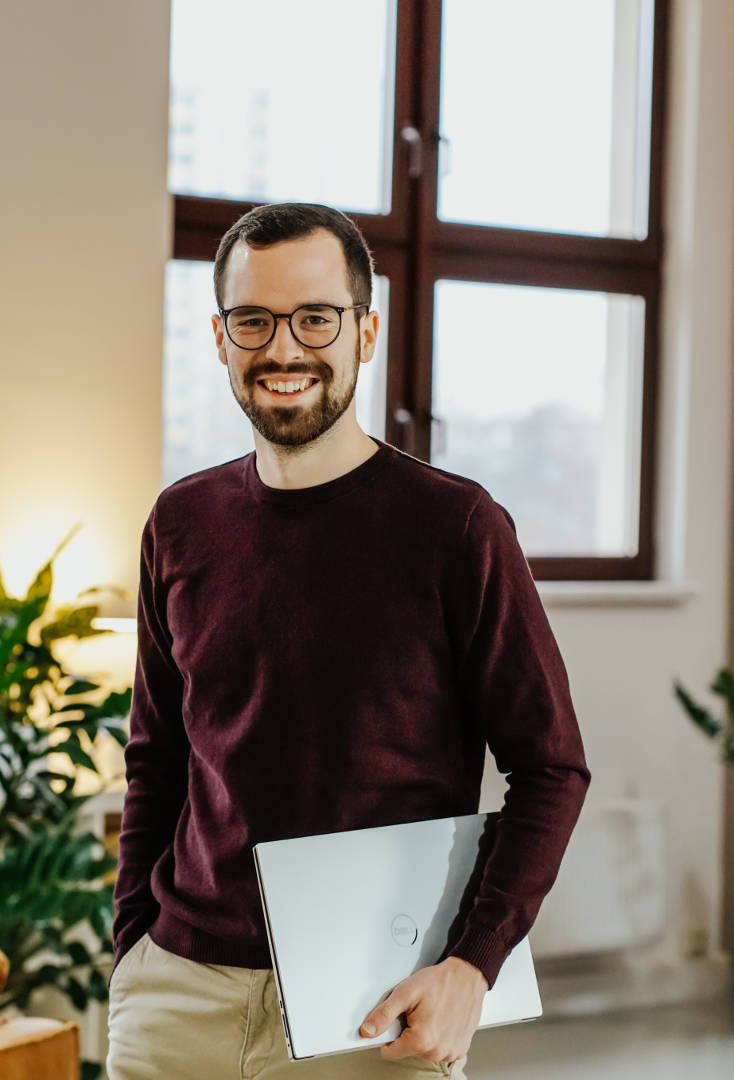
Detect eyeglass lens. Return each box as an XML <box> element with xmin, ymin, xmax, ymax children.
<box><xmin>225</xmin><ymin>305</ymin><xmax>342</xmax><ymax>348</ymax></box>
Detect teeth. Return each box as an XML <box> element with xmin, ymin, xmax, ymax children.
<box><xmin>264</xmin><ymin>378</ymin><xmax>313</xmax><ymax>393</ymax></box>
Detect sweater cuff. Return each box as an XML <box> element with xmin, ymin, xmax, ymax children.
<box><xmin>443</xmin><ymin>925</ymin><xmax>512</xmax><ymax>991</ymax></box>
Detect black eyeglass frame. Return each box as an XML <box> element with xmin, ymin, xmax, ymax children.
<box><xmin>218</xmin><ymin>302</ymin><xmax>370</xmax><ymax>350</ymax></box>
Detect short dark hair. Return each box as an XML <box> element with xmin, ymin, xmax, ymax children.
<box><xmin>213</xmin><ymin>202</ymin><xmax>375</xmax><ymax>311</ymax></box>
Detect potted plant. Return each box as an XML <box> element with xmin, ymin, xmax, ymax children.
<box><xmin>0</xmin><ymin>523</ymin><xmax>132</xmax><ymax>1080</ymax></box>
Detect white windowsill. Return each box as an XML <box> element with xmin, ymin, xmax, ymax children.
<box><xmin>537</xmin><ymin>581</ymin><xmax>698</xmax><ymax>607</ymax></box>
<box><xmin>92</xmin><ymin>587</ymin><xmax>699</xmax><ymax>622</ymax></box>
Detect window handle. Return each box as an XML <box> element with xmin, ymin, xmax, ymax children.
<box><xmin>438</xmin><ymin>133</ymin><xmax>452</xmax><ymax>178</ymax></box>
<box><xmin>431</xmin><ymin>414</ymin><xmax>447</xmax><ymax>456</ymax></box>
<box><xmin>393</xmin><ymin>407</ymin><xmax>416</xmax><ymax>454</ymax></box>
<box><xmin>400</xmin><ymin>126</ymin><xmax>423</xmax><ymax>179</ymax></box>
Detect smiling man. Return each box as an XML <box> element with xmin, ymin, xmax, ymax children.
<box><xmin>212</xmin><ymin>219</ymin><xmax>380</xmax><ymax>488</ymax></box>
<box><xmin>106</xmin><ymin>203</ymin><xmax>591</xmax><ymax>1080</ymax></box>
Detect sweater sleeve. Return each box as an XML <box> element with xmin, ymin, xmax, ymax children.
<box><xmin>439</xmin><ymin>492</ymin><xmax>591</xmax><ymax>989</ymax></box>
<box><xmin>109</xmin><ymin>501</ymin><xmax>190</xmax><ymax>986</ymax></box>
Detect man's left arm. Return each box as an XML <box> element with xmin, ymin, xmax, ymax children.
<box><xmin>360</xmin><ymin>492</ymin><xmax>591</xmax><ymax>1062</ymax></box>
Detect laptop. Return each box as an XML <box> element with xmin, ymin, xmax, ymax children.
<box><xmin>253</xmin><ymin>812</ymin><xmax>543</xmax><ymax>1060</ymax></box>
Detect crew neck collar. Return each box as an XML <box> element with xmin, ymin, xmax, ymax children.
<box><xmin>242</xmin><ymin>436</ymin><xmax>395</xmax><ymax>506</ymax></box>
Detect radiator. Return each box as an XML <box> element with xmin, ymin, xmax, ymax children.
<box><xmin>528</xmin><ymin>798</ymin><xmax>666</xmax><ymax>959</ymax></box>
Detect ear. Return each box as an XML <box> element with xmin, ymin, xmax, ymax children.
<box><xmin>212</xmin><ymin>313</ymin><xmax>228</xmax><ymax>366</ymax></box>
<box><xmin>359</xmin><ymin>309</ymin><xmax>379</xmax><ymax>366</ymax></box>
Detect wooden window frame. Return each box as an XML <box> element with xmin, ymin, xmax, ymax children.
<box><xmin>171</xmin><ymin>0</ymin><xmax>670</xmax><ymax>581</ymax></box>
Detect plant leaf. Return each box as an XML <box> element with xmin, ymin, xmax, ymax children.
<box><xmin>105</xmin><ymin>725</ymin><xmax>129</xmax><ymax>750</ymax></box>
<box><xmin>65</xmin><ymin>679</ymin><xmax>100</xmax><ymax>695</ymax></box>
<box><xmin>63</xmin><ymin>974</ymin><xmax>88</xmax><ymax>1011</ymax></box>
<box><xmin>67</xmin><ymin>939</ymin><xmax>93</xmax><ymax>967</ymax></box>
<box><xmin>86</xmin><ymin>966</ymin><xmax>110</xmax><ymax>1002</ymax></box>
<box><xmin>673</xmin><ymin>681</ymin><xmax>721</xmax><ymax>737</ymax></box>
<box><xmin>710</xmin><ymin>667</ymin><xmax>734</xmax><ymax>724</ymax></box>
<box><xmin>50</xmin><ymin>736</ymin><xmax>98</xmax><ymax>773</ymax></box>
<box><xmin>81</xmin><ymin>1058</ymin><xmax>104</xmax><ymax>1080</ymax></box>
<box><xmin>40</xmin><ymin>605</ymin><xmax>103</xmax><ymax>647</ymax></box>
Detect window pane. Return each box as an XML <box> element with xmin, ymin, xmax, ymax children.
<box><xmin>431</xmin><ymin>280</ymin><xmax>645</xmax><ymax>556</ymax></box>
<box><xmin>169</xmin><ymin>0</ymin><xmax>397</xmax><ymax>214</ymax></box>
<box><xmin>438</xmin><ymin>0</ymin><xmax>654</xmax><ymax>238</ymax></box>
<box><xmin>163</xmin><ymin>261</ymin><xmax>389</xmax><ymax>488</ymax></box>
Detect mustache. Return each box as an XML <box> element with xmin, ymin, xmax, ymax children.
<box><xmin>251</xmin><ymin>366</ymin><xmax>325</xmax><ymax>381</ymax></box>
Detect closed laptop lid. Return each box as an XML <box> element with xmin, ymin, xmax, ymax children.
<box><xmin>253</xmin><ymin>812</ymin><xmax>542</xmax><ymax>1060</ymax></box>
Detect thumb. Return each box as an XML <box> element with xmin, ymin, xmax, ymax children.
<box><xmin>360</xmin><ymin>985</ymin><xmax>410</xmax><ymax>1037</ymax></box>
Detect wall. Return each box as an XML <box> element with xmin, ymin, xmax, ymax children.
<box><xmin>1</xmin><ymin>0</ymin><xmax>732</xmax><ymax>1001</ymax></box>
<box><xmin>0</xmin><ymin>0</ymin><xmax>171</xmax><ymax>611</ymax></box>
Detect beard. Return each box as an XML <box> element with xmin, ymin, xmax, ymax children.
<box><xmin>228</xmin><ymin>341</ymin><xmax>362</xmax><ymax>448</ymax></box>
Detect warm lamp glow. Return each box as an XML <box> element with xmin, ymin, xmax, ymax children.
<box><xmin>91</xmin><ymin>618</ymin><xmax>137</xmax><ymax>634</ymax></box>
<box><xmin>0</xmin><ymin>516</ymin><xmax>124</xmax><ymax>606</ymax></box>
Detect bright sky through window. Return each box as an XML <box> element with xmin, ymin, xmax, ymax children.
<box><xmin>169</xmin><ymin>0</ymin><xmax>396</xmax><ymax>213</ymax></box>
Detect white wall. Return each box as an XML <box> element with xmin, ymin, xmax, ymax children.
<box><xmin>1</xmin><ymin>0</ymin><xmax>732</xmax><ymax>1012</ymax></box>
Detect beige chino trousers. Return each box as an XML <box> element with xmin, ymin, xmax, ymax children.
<box><xmin>106</xmin><ymin>932</ymin><xmax>469</xmax><ymax>1079</ymax></box>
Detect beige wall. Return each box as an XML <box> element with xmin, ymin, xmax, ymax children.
<box><xmin>1</xmin><ymin>0</ymin><xmax>733</xmax><ymax>985</ymax></box>
<box><xmin>0</xmin><ymin>0</ymin><xmax>171</xmax><ymax>613</ymax></box>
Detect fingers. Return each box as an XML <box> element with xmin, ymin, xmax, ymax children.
<box><xmin>360</xmin><ymin>984</ymin><xmax>410</xmax><ymax>1037</ymax></box>
<box><xmin>380</xmin><ymin>1026</ymin><xmax>444</xmax><ymax>1063</ymax></box>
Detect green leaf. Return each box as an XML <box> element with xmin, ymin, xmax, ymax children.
<box><xmin>89</xmin><ymin>906</ymin><xmax>106</xmax><ymax>940</ymax></box>
<box><xmin>87</xmin><ymin>852</ymin><xmax>119</xmax><ymax>878</ymax></box>
<box><xmin>61</xmin><ymin>892</ymin><xmax>96</xmax><ymax>928</ymax></box>
<box><xmin>40</xmin><ymin>605</ymin><xmax>102</xmax><ymax>647</ymax></box>
<box><xmin>75</xmin><ymin>583</ymin><xmax>129</xmax><ymax>601</ymax></box>
<box><xmin>32</xmin><ymin>769</ymin><xmax>76</xmax><ymax>790</ymax></box>
<box><xmin>86</xmin><ymin>967</ymin><xmax>110</xmax><ymax>1002</ymax></box>
<box><xmin>89</xmin><ymin>902</ymin><xmax>112</xmax><ymax>940</ymax></box>
<box><xmin>24</xmin><ymin>563</ymin><xmax>52</xmax><ymax>610</ymax></box>
<box><xmin>46</xmin><ymin>522</ymin><xmax>84</xmax><ymax>565</ymax></box>
<box><xmin>64</xmin><ymin>973</ymin><xmax>88</xmax><ymax>1011</ymax></box>
<box><xmin>673</xmin><ymin>681</ymin><xmax>721</xmax><ymax>737</ymax></box>
<box><xmin>67</xmin><ymin>940</ymin><xmax>93</xmax><ymax>967</ymax></box>
<box><xmin>54</xmin><ymin>688</ymin><xmax>132</xmax><ymax>733</ymax></box>
<box><xmin>105</xmin><ymin>724</ymin><xmax>129</xmax><ymax>750</ymax></box>
<box><xmin>81</xmin><ymin>1058</ymin><xmax>104</xmax><ymax>1080</ymax></box>
<box><xmin>33</xmin><ymin>962</ymin><xmax>66</xmax><ymax>985</ymax></box>
<box><xmin>50</xmin><ymin>736</ymin><xmax>98</xmax><ymax>773</ymax></box>
<box><xmin>710</xmin><ymin>667</ymin><xmax>734</xmax><ymax>723</ymax></box>
<box><xmin>65</xmin><ymin>679</ymin><xmax>100</xmax><ymax>695</ymax></box>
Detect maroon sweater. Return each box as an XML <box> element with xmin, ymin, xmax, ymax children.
<box><xmin>110</xmin><ymin>437</ymin><xmax>591</xmax><ymax>990</ymax></box>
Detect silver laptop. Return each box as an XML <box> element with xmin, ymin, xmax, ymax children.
<box><xmin>253</xmin><ymin>812</ymin><xmax>543</xmax><ymax>1061</ymax></box>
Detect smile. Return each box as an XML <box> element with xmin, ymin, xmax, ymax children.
<box><xmin>256</xmin><ymin>377</ymin><xmax>320</xmax><ymax>398</ymax></box>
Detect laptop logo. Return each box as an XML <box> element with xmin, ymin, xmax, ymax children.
<box><xmin>391</xmin><ymin>914</ymin><xmax>418</xmax><ymax>946</ymax></box>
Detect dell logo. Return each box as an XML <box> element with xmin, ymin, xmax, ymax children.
<box><xmin>391</xmin><ymin>914</ymin><xmax>418</xmax><ymax>946</ymax></box>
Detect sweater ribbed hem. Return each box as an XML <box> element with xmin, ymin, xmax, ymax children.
<box><xmin>147</xmin><ymin>908</ymin><xmax>273</xmax><ymax>970</ymax></box>
<box><xmin>444</xmin><ymin>927</ymin><xmax>512</xmax><ymax>991</ymax></box>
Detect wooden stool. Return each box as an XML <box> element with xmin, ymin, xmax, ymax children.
<box><xmin>0</xmin><ymin>948</ymin><xmax>80</xmax><ymax>1079</ymax></box>
<box><xmin>0</xmin><ymin>1015</ymin><xmax>80</xmax><ymax>1079</ymax></box>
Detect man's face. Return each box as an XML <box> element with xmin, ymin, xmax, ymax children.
<box><xmin>211</xmin><ymin>230</ymin><xmax>377</xmax><ymax>448</ymax></box>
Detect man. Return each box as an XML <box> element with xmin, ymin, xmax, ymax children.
<box><xmin>106</xmin><ymin>202</ymin><xmax>591</xmax><ymax>1080</ymax></box>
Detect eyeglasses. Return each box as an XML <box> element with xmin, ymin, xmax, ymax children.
<box><xmin>218</xmin><ymin>302</ymin><xmax>369</xmax><ymax>350</ymax></box>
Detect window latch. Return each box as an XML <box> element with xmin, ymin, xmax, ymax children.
<box><xmin>400</xmin><ymin>126</ymin><xmax>423</xmax><ymax>179</ymax></box>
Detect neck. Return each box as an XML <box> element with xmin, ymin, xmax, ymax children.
<box><xmin>252</xmin><ymin>419</ymin><xmax>379</xmax><ymax>490</ymax></box>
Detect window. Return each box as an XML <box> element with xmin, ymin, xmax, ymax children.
<box><xmin>165</xmin><ymin>0</ymin><xmax>669</xmax><ymax>580</ymax></box>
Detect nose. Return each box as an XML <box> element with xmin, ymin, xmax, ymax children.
<box><xmin>264</xmin><ymin>315</ymin><xmax>304</xmax><ymax>361</ymax></box>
